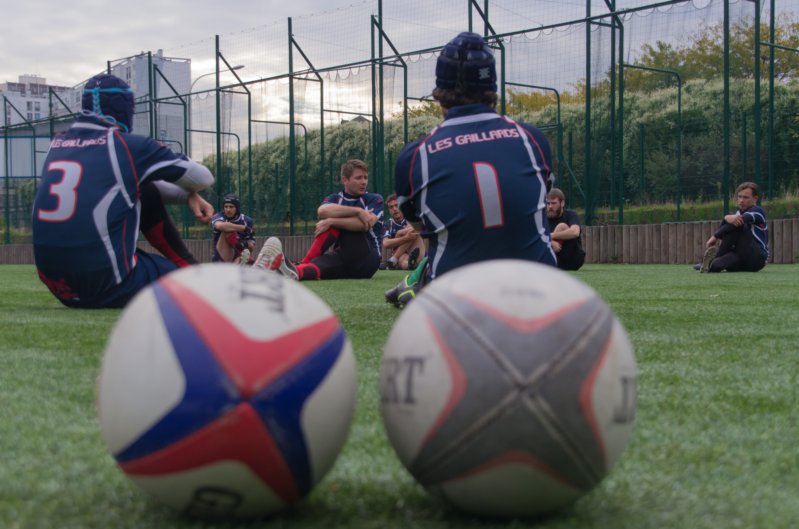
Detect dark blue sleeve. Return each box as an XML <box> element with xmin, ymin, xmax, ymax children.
<box><xmin>122</xmin><ymin>134</ymin><xmax>189</xmax><ymax>185</ymax></box>
<box><xmin>320</xmin><ymin>193</ymin><xmax>339</xmax><ymax>207</ymax></box>
<box><xmin>519</xmin><ymin>122</ymin><xmax>554</xmax><ymax>191</ymax></box>
<box><xmin>243</xmin><ymin>215</ymin><xmax>256</xmax><ymax>240</ymax></box>
<box><xmin>211</xmin><ymin>212</ymin><xmax>225</xmax><ymax>232</ymax></box>
<box><xmin>741</xmin><ymin>206</ymin><xmax>767</xmax><ymax>226</ymax></box>
<box><xmin>366</xmin><ymin>193</ymin><xmax>385</xmax><ymax>235</ymax></box>
<box><xmin>394</xmin><ymin>139</ymin><xmax>423</xmax><ymax>222</ymax></box>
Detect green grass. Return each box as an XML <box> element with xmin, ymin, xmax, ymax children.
<box><xmin>1</xmin><ymin>264</ymin><xmax>798</xmax><ymax>529</ymax></box>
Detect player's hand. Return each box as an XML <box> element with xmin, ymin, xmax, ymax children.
<box><xmin>706</xmin><ymin>235</ymin><xmax>718</xmax><ymax>247</ymax></box>
<box><xmin>358</xmin><ymin>209</ymin><xmax>378</xmax><ymax>229</ymax></box>
<box><xmin>402</xmin><ymin>230</ymin><xmax>420</xmax><ymax>243</ymax></box>
<box><xmin>188</xmin><ymin>192</ymin><xmax>214</xmax><ymax>223</ymax></box>
<box><xmin>551</xmin><ymin>240</ymin><xmax>562</xmax><ymax>253</ymax></box>
<box><xmin>315</xmin><ymin>218</ymin><xmax>333</xmax><ymax>236</ymax></box>
<box><xmin>724</xmin><ymin>213</ymin><xmax>743</xmax><ymax>226</ymax></box>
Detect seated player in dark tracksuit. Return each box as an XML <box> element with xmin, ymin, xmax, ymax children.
<box><xmin>32</xmin><ymin>74</ymin><xmax>214</xmax><ymax>309</ymax></box>
<box><xmin>254</xmin><ymin>159</ymin><xmax>384</xmax><ymax>280</ymax></box>
<box><xmin>384</xmin><ymin>31</ymin><xmax>557</xmax><ymax>307</ymax></box>
<box><xmin>546</xmin><ymin>188</ymin><xmax>585</xmax><ymax>271</ymax></box>
<box><xmin>699</xmin><ymin>181</ymin><xmax>768</xmax><ymax>273</ymax></box>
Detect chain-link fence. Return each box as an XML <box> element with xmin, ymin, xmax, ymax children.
<box><xmin>3</xmin><ymin>0</ymin><xmax>797</xmax><ymax>243</ymax></box>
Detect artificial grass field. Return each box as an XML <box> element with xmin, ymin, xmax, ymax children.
<box><xmin>1</xmin><ymin>263</ymin><xmax>797</xmax><ymax>529</ymax></box>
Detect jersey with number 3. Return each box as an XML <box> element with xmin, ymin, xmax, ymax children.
<box><xmin>395</xmin><ymin>103</ymin><xmax>556</xmax><ymax>279</ymax></box>
<box><xmin>32</xmin><ymin>118</ymin><xmax>200</xmax><ymax>302</ymax></box>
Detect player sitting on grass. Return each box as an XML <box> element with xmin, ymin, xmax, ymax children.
<box><xmin>546</xmin><ymin>188</ymin><xmax>585</xmax><ymax>271</ymax></box>
<box><xmin>211</xmin><ymin>194</ymin><xmax>256</xmax><ymax>265</ymax></box>
<box><xmin>384</xmin><ymin>31</ymin><xmax>557</xmax><ymax>308</ymax></box>
<box><xmin>254</xmin><ymin>159</ymin><xmax>384</xmax><ymax>280</ymax></box>
<box><xmin>696</xmin><ymin>181</ymin><xmax>768</xmax><ymax>273</ymax></box>
<box><xmin>380</xmin><ymin>193</ymin><xmax>424</xmax><ymax>270</ymax></box>
<box><xmin>32</xmin><ymin>74</ymin><xmax>214</xmax><ymax>309</ymax></box>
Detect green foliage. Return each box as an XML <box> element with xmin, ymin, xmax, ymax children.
<box><xmin>627</xmin><ymin>17</ymin><xmax>799</xmax><ymax>91</ymax></box>
<box><xmin>195</xmin><ymin>17</ymin><xmax>799</xmax><ymax>229</ymax></box>
<box><xmin>393</xmin><ymin>99</ymin><xmax>442</xmax><ymax>120</ymax></box>
<box><xmin>513</xmin><ymin>78</ymin><xmax>799</xmax><ymax>209</ymax></box>
<box><xmin>2</xmin><ymin>264</ymin><xmax>799</xmax><ymax>529</ymax></box>
<box><xmin>204</xmin><ymin>113</ymin><xmax>440</xmax><ymax>233</ymax></box>
<box><xmin>590</xmin><ymin>191</ymin><xmax>799</xmax><ymax>224</ymax></box>
<box><xmin>501</xmin><ymin>16</ymin><xmax>799</xmax><ymax>210</ymax></box>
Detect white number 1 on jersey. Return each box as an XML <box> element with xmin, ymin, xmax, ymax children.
<box><xmin>474</xmin><ymin>162</ymin><xmax>504</xmax><ymax>229</ymax></box>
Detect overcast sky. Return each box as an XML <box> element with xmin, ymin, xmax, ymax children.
<box><xmin>0</xmin><ymin>0</ymin><xmax>341</xmax><ymax>86</ymax></box>
<box><xmin>3</xmin><ymin>1</ymin><xmax>793</xmax><ymax>88</ymax></box>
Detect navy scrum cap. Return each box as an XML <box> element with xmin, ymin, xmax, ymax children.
<box><xmin>435</xmin><ymin>32</ymin><xmax>497</xmax><ymax>93</ymax></box>
<box><xmin>223</xmin><ymin>194</ymin><xmax>241</xmax><ymax>213</ymax></box>
<box><xmin>81</xmin><ymin>74</ymin><xmax>135</xmax><ymax>132</ymax></box>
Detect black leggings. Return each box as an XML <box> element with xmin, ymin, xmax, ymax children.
<box><xmin>311</xmin><ymin>230</ymin><xmax>380</xmax><ymax>279</ymax></box>
<box><xmin>710</xmin><ymin>226</ymin><xmax>766</xmax><ymax>272</ymax></box>
<box><xmin>139</xmin><ymin>183</ymin><xmax>196</xmax><ymax>266</ymax></box>
<box><xmin>556</xmin><ymin>241</ymin><xmax>585</xmax><ymax>271</ymax></box>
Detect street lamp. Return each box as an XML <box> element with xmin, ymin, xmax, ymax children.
<box><xmin>190</xmin><ymin>64</ymin><xmax>245</xmax><ymax>92</ymax></box>
<box><xmin>188</xmin><ymin>64</ymin><xmax>244</xmax><ymax>156</ymax></box>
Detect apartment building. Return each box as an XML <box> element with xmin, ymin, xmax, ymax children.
<box><xmin>0</xmin><ymin>75</ymin><xmax>74</xmax><ymax>126</ymax></box>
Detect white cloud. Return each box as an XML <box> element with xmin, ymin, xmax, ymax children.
<box><xmin>0</xmin><ymin>0</ymin><xmax>335</xmax><ymax>86</ymax></box>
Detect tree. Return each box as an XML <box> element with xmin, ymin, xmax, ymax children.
<box><xmin>393</xmin><ymin>99</ymin><xmax>441</xmax><ymax>119</ymax></box>
<box><xmin>632</xmin><ymin>17</ymin><xmax>799</xmax><ymax>88</ymax></box>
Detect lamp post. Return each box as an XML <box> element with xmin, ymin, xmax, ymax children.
<box><xmin>188</xmin><ymin>64</ymin><xmax>244</xmax><ymax>156</ymax></box>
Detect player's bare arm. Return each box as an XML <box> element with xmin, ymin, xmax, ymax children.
<box><xmin>326</xmin><ymin>214</ymin><xmax>374</xmax><ymax>233</ymax></box>
<box><xmin>317</xmin><ymin>204</ymin><xmax>363</xmax><ymax>219</ymax></box>
<box><xmin>214</xmin><ymin>221</ymin><xmax>247</xmax><ymax>233</ymax></box>
<box><xmin>188</xmin><ymin>192</ymin><xmax>214</xmax><ymax>224</ymax></box>
<box><xmin>551</xmin><ymin>223</ymin><xmax>581</xmax><ymax>240</ymax></box>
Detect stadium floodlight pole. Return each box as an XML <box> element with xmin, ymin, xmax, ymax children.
<box><xmin>187</xmin><ymin>64</ymin><xmax>244</xmax><ymax>157</ymax></box>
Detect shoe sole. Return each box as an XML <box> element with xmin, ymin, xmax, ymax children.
<box><xmin>699</xmin><ymin>246</ymin><xmax>718</xmax><ymax>273</ymax></box>
<box><xmin>254</xmin><ymin>237</ymin><xmax>283</xmax><ymax>270</ymax></box>
<box><xmin>275</xmin><ymin>255</ymin><xmax>299</xmax><ymax>280</ymax></box>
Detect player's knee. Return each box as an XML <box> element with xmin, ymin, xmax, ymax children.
<box><xmin>553</xmin><ymin>222</ymin><xmax>569</xmax><ymax>234</ymax></box>
<box><xmin>225</xmin><ymin>233</ymin><xmax>239</xmax><ymax>247</ymax></box>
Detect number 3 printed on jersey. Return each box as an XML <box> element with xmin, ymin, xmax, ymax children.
<box><xmin>37</xmin><ymin>161</ymin><xmax>82</xmax><ymax>222</ymax></box>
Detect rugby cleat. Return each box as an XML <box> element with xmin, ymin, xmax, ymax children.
<box><xmin>254</xmin><ymin>237</ymin><xmax>299</xmax><ymax>279</ymax></box>
<box><xmin>699</xmin><ymin>244</ymin><xmax>718</xmax><ymax>273</ymax></box>
<box><xmin>385</xmin><ymin>275</ymin><xmax>420</xmax><ymax>308</ymax></box>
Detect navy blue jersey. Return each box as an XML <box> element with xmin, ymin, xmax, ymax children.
<box><xmin>32</xmin><ymin>116</ymin><xmax>209</xmax><ymax>302</ymax></box>
<box><xmin>211</xmin><ymin>212</ymin><xmax>256</xmax><ymax>248</ymax></box>
<box><xmin>384</xmin><ymin>217</ymin><xmax>409</xmax><ymax>240</ymax></box>
<box><xmin>736</xmin><ymin>205</ymin><xmax>769</xmax><ymax>259</ymax></box>
<box><xmin>395</xmin><ymin>104</ymin><xmax>556</xmax><ymax>278</ymax></box>
<box><xmin>320</xmin><ymin>191</ymin><xmax>384</xmax><ymax>258</ymax></box>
